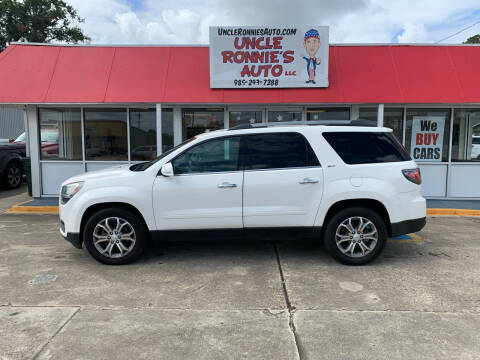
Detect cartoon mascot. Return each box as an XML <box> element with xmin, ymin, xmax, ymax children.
<box><xmin>302</xmin><ymin>29</ymin><xmax>321</xmax><ymax>84</ymax></box>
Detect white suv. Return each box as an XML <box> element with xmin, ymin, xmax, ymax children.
<box><xmin>59</xmin><ymin>122</ymin><xmax>426</xmax><ymax>265</ymax></box>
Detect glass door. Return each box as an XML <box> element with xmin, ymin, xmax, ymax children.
<box><xmin>267</xmin><ymin>108</ymin><xmax>303</xmax><ymax>123</ymax></box>
<box><xmin>307</xmin><ymin>107</ymin><xmax>350</xmax><ymax>121</ymax></box>
<box><xmin>228</xmin><ymin>110</ymin><xmax>263</xmax><ymax>128</ymax></box>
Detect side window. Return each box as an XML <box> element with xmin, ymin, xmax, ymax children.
<box><xmin>322</xmin><ymin>131</ymin><xmax>411</xmax><ymax>165</ymax></box>
<box><xmin>172</xmin><ymin>137</ymin><xmax>240</xmax><ymax>174</ymax></box>
<box><xmin>243</xmin><ymin>133</ymin><xmax>320</xmax><ymax>170</ymax></box>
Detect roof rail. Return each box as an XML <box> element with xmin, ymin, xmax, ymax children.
<box><xmin>228</xmin><ymin>119</ymin><xmax>377</xmax><ymax>131</ymax></box>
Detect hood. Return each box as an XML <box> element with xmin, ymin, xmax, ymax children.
<box><xmin>62</xmin><ymin>164</ymin><xmax>133</xmax><ymax>185</ymax></box>
<box><xmin>0</xmin><ymin>142</ymin><xmax>26</xmax><ymax>151</ymax></box>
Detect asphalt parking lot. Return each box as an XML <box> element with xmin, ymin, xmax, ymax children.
<box><xmin>0</xmin><ymin>190</ymin><xmax>479</xmax><ymax>359</ymax></box>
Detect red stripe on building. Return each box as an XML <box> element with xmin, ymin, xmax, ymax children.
<box><xmin>0</xmin><ymin>44</ymin><xmax>479</xmax><ymax>104</ymax></box>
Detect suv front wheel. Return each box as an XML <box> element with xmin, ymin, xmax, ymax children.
<box><xmin>324</xmin><ymin>207</ymin><xmax>387</xmax><ymax>265</ymax></box>
<box><xmin>83</xmin><ymin>207</ymin><xmax>147</xmax><ymax>265</ymax></box>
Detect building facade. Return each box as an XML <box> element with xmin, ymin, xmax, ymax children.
<box><xmin>0</xmin><ymin>43</ymin><xmax>479</xmax><ymax>199</ymax></box>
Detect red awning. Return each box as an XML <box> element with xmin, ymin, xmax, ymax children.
<box><xmin>0</xmin><ymin>43</ymin><xmax>479</xmax><ymax>104</ymax></box>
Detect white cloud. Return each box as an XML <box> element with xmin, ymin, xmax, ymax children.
<box><xmin>64</xmin><ymin>0</ymin><xmax>480</xmax><ymax>45</ymax></box>
<box><xmin>115</xmin><ymin>12</ymin><xmax>144</xmax><ymax>42</ymax></box>
<box><xmin>397</xmin><ymin>23</ymin><xmax>430</xmax><ymax>43</ymax></box>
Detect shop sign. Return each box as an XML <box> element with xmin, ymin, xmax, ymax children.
<box><xmin>410</xmin><ymin>116</ymin><xmax>444</xmax><ymax>162</ymax></box>
<box><xmin>209</xmin><ymin>26</ymin><xmax>329</xmax><ymax>88</ymax></box>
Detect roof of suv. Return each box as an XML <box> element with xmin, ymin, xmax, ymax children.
<box><xmin>195</xmin><ymin>124</ymin><xmax>392</xmax><ymax>141</ymax></box>
<box><xmin>228</xmin><ymin>119</ymin><xmax>378</xmax><ymax>130</ymax></box>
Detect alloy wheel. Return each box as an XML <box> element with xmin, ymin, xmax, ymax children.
<box><xmin>335</xmin><ymin>216</ymin><xmax>378</xmax><ymax>258</ymax></box>
<box><xmin>7</xmin><ymin>165</ymin><xmax>21</xmax><ymax>187</ymax></box>
<box><xmin>93</xmin><ymin>217</ymin><xmax>136</xmax><ymax>259</ymax></box>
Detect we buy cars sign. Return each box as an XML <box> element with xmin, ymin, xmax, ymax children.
<box><xmin>209</xmin><ymin>26</ymin><xmax>329</xmax><ymax>88</ymax></box>
<box><xmin>410</xmin><ymin>116</ymin><xmax>445</xmax><ymax>162</ymax></box>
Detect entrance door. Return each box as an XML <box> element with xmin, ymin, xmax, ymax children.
<box><xmin>228</xmin><ymin>110</ymin><xmax>263</xmax><ymax>128</ymax></box>
<box><xmin>267</xmin><ymin>108</ymin><xmax>303</xmax><ymax>123</ymax></box>
<box><xmin>242</xmin><ymin>132</ymin><xmax>324</xmax><ymax>228</ymax></box>
<box><xmin>226</xmin><ymin>107</ymin><xmax>304</xmax><ymax>128</ymax></box>
<box><xmin>153</xmin><ymin>136</ymin><xmax>243</xmax><ymax>230</ymax></box>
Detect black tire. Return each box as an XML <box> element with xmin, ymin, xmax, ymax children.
<box><xmin>4</xmin><ymin>162</ymin><xmax>23</xmax><ymax>189</ymax></box>
<box><xmin>83</xmin><ymin>207</ymin><xmax>147</xmax><ymax>265</ymax></box>
<box><xmin>324</xmin><ymin>207</ymin><xmax>387</xmax><ymax>265</ymax></box>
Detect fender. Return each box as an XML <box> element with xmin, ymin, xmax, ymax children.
<box><xmin>64</xmin><ymin>185</ymin><xmax>156</xmax><ymax>234</ymax></box>
<box><xmin>314</xmin><ymin>177</ymin><xmax>397</xmax><ymax>227</ymax></box>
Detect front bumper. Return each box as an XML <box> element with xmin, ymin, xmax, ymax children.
<box><xmin>390</xmin><ymin>217</ymin><xmax>426</xmax><ymax>237</ymax></box>
<box><xmin>61</xmin><ymin>229</ymin><xmax>82</xmax><ymax>249</ymax></box>
<box><xmin>59</xmin><ymin>197</ymin><xmax>82</xmax><ymax>249</ymax></box>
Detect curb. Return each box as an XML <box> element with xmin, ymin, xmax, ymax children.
<box><xmin>4</xmin><ymin>206</ymin><xmax>480</xmax><ymax>217</ymax></box>
<box><xmin>5</xmin><ymin>205</ymin><xmax>59</xmax><ymax>214</ymax></box>
<box><xmin>427</xmin><ymin>208</ymin><xmax>480</xmax><ymax>216</ymax></box>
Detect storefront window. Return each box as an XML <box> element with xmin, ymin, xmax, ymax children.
<box><xmin>229</xmin><ymin>111</ymin><xmax>263</xmax><ymax>127</ymax></box>
<box><xmin>359</xmin><ymin>107</ymin><xmax>377</xmax><ymax>122</ymax></box>
<box><xmin>384</xmin><ymin>108</ymin><xmax>404</xmax><ymax>143</ymax></box>
<box><xmin>162</xmin><ymin>108</ymin><xmax>174</xmax><ymax>153</ymax></box>
<box><xmin>405</xmin><ymin>108</ymin><xmax>450</xmax><ymax>162</ymax></box>
<box><xmin>307</xmin><ymin>107</ymin><xmax>350</xmax><ymax>120</ymax></box>
<box><xmin>182</xmin><ymin>108</ymin><xmax>224</xmax><ymax>141</ymax></box>
<box><xmin>129</xmin><ymin>108</ymin><xmax>156</xmax><ymax>161</ymax></box>
<box><xmin>84</xmin><ymin>108</ymin><xmax>128</xmax><ymax>161</ymax></box>
<box><xmin>452</xmin><ymin>109</ymin><xmax>480</xmax><ymax>162</ymax></box>
<box><xmin>38</xmin><ymin>108</ymin><xmax>82</xmax><ymax>160</ymax></box>
<box><xmin>356</xmin><ymin>107</ymin><xmax>404</xmax><ymax>142</ymax></box>
<box><xmin>268</xmin><ymin>110</ymin><xmax>302</xmax><ymax>122</ymax></box>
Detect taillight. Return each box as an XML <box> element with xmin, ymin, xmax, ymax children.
<box><xmin>402</xmin><ymin>168</ymin><xmax>422</xmax><ymax>185</ymax></box>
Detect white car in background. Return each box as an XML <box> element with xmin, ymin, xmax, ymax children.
<box><xmin>59</xmin><ymin>121</ymin><xmax>426</xmax><ymax>265</ymax></box>
<box><xmin>471</xmin><ymin>136</ymin><xmax>480</xmax><ymax>159</ymax></box>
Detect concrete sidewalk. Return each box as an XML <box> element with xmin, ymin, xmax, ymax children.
<box><xmin>0</xmin><ymin>184</ymin><xmax>29</xmax><ymax>214</ymax></box>
<box><xmin>427</xmin><ymin>199</ymin><xmax>480</xmax><ymax>210</ymax></box>
<box><xmin>0</xmin><ymin>212</ymin><xmax>479</xmax><ymax>359</ymax></box>
<box><xmin>7</xmin><ymin>196</ymin><xmax>480</xmax><ymax>216</ymax></box>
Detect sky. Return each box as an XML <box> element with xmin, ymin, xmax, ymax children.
<box><xmin>66</xmin><ymin>0</ymin><xmax>480</xmax><ymax>45</ymax></box>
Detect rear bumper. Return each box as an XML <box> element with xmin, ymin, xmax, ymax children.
<box><xmin>390</xmin><ymin>217</ymin><xmax>426</xmax><ymax>237</ymax></box>
<box><xmin>61</xmin><ymin>230</ymin><xmax>82</xmax><ymax>249</ymax></box>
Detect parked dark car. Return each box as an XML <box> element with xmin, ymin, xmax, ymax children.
<box><xmin>0</xmin><ymin>142</ymin><xmax>26</xmax><ymax>189</ymax></box>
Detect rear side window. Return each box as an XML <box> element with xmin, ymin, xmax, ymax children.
<box><xmin>242</xmin><ymin>132</ymin><xmax>320</xmax><ymax>170</ymax></box>
<box><xmin>322</xmin><ymin>132</ymin><xmax>410</xmax><ymax>164</ymax></box>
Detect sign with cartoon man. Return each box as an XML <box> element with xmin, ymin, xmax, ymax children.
<box><xmin>302</xmin><ymin>29</ymin><xmax>322</xmax><ymax>84</ymax></box>
<box><xmin>209</xmin><ymin>26</ymin><xmax>329</xmax><ymax>88</ymax></box>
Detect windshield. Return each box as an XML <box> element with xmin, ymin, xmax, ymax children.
<box><xmin>130</xmin><ymin>138</ymin><xmax>195</xmax><ymax>171</ymax></box>
<box><xmin>41</xmin><ymin>130</ymin><xmax>59</xmax><ymax>143</ymax></box>
<box><xmin>14</xmin><ymin>132</ymin><xmax>26</xmax><ymax>142</ymax></box>
<box><xmin>14</xmin><ymin>130</ymin><xmax>59</xmax><ymax>143</ymax></box>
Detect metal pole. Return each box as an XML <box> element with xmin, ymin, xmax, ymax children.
<box><xmin>377</xmin><ymin>104</ymin><xmax>384</xmax><ymax>127</ymax></box>
<box><xmin>156</xmin><ymin>104</ymin><xmax>163</xmax><ymax>155</ymax></box>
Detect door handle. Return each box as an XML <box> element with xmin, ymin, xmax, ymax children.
<box><xmin>299</xmin><ymin>178</ymin><xmax>319</xmax><ymax>184</ymax></box>
<box><xmin>218</xmin><ymin>182</ymin><xmax>237</xmax><ymax>188</ymax></box>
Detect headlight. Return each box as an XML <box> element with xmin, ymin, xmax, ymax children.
<box><xmin>61</xmin><ymin>182</ymin><xmax>84</xmax><ymax>204</ymax></box>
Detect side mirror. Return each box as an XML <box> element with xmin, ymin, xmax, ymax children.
<box><xmin>160</xmin><ymin>162</ymin><xmax>174</xmax><ymax>177</ymax></box>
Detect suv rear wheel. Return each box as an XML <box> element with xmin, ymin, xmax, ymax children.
<box><xmin>83</xmin><ymin>207</ymin><xmax>146</xmax><ymax>265</ymax></box>
<box><xmin>324</xmin><ymin>207</ymin><xmax>387</xmax><ymax>265</ymax></box>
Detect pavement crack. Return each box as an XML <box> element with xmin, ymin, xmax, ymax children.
<box><xmin>31</xmin><ymin>307</ymin><xmax>80</xmax><ymax>360</ymax></box>
<box><xmin>273</xmin><ymin>242</ymin><xmax>305</xmax><ymax>360</ymax></box>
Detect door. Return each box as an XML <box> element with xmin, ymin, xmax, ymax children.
<box><xmin>228</xmin><ymin>109</ymin><xmax>264</xmax><ymax>128</ymax></box>
<box><xmin>242</xmin><ymin>132</ymin><xmax>324</xmax><ymax>228</ymax></box>
<box><xmin>267</xmin><ymin>108</ymin><xmax>303</xmax><ymax>123</ymax></box>
<box><xmin>153</xmin><ymin>136</ymin><xmax>243</xmax><ymax>230</ymax></box>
